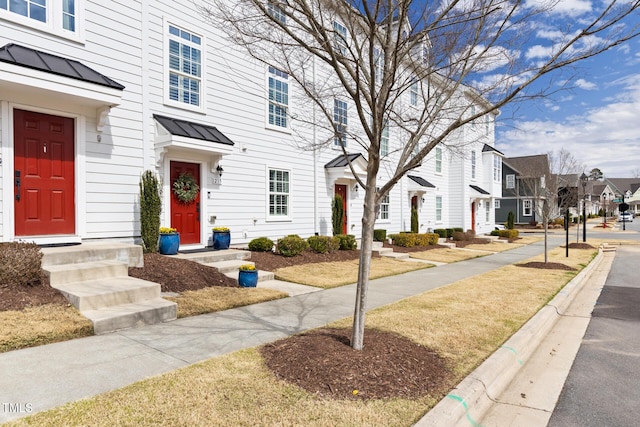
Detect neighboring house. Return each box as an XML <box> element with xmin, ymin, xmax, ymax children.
<box><xmin>0</xmin><ymin>1</ymin><xmax>500</xmax><ymax>246</ymax></box>
<box><xmin>604</xmin><ymin>178</ymin><xmax>640</xmax><ymax>216</ymax></box>
<box><xmin>496</xmin><ymin>155</ymin><xmax>550</xmax><ymax>224</ymax></box>
<box><xmin>556</xmin><ymin>173</ymin><xmax>580</xmax><ymax>217</ymax></box>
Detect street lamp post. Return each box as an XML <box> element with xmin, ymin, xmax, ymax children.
<box><xmin>580</xmin><ymin>173</ymin><xmax>587</xmax><ymax>242</ymax></box>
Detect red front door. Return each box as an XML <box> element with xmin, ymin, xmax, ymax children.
<box><xmin>170</xmin><ymin>161</ymin><xmax>201</xmax><ymax>245</ymax></box>
<box><xmin>14</xmin><ymin>110</ymin><xmax>75</xmax><ymax>236</ymax></box>
<box><xmin>335</xmin><ymin>184</ymin><xmax>348</xmax><ymax>234</ymax></box>
<box><xmin>471</xmin><ymin>202</ymin><xmax>476</xmax><ymax>231</ymax></box>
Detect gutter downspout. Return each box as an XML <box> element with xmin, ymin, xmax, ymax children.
<box><xmin>312</xmin><ymin>55</ymin><xmax>318</xmax><ymax>234</ymax></box>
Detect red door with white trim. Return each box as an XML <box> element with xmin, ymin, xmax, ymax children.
<box><xmin>170</xmin><ymin>161</ymin><xmax>201</xmax><ymax>245</ymax></box>
<box><xmin>335</xmin><ymin>184</ymin><xmax>348</xmax><ymax>234</ymax></box>
<box><xmin>471</xmin><ymin>202</ymin><xmax>476</xmax><ymax>231</ymax></box>
<box><xmin>14</xmin><ymin>110</ymin><xmax>75</xmax><ymax>236</ymax></box>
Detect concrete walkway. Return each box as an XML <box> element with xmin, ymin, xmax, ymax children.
<box><xmin>1</xmin><ymin>238</ymin><xmax>561</xmax><ymax>423</ymax></box>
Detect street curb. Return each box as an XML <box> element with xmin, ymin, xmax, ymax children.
<box><xmin>415</xmin><ymin>248</ymin><xmax>605</xmax><ymax>427</ymax></box>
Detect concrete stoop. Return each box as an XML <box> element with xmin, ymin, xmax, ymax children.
<box><xmin>42</xmin><ymin>243</ymin><xmax>177</xmax><ymax>335</ymax></box>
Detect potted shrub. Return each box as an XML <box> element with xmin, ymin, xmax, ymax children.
<box><xmin>212</xmin><ymin>226</ymin><xmax>231</xmax><ymax>250</ymax></box>
<box><xmin>158</xmin><ymin>227</ymin><xmax>179</xmax><ymax>255</ymax></box>
<box><xmin>238</xmin><ymin>264</ymin><xmax>258</xmax><ymax>287</ymax></box>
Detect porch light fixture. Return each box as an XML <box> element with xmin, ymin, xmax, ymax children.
<box><xmin>353</xmin><ymin>184</ymin><xmax>359</xmax><ymax>192</ymax></box>
<box><xmin>216</xmin><ymin>164</ymin><xmax>224</xmax><ymax>176</ymax></box>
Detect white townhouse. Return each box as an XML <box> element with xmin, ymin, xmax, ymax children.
<box><xmin>0</xmin><ymin>0</ymin><xmax>501</xmax><ymax>247</ymax></box>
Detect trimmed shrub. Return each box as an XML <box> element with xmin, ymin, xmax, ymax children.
<box><xmin>452</xmin><ymin>231</ymin><xmax>467</xmax><ymax>241</ymax></box>
<box><xmin>248</xmin><ymin>237</ymin><xmax>274</xmax><ymax>252</ymax></box>
<box><xmin>307</xmin><ymin>235</ymin><xmax>340</xmax><ymax>254</ymax></box>
<box><xmin>389</xmin><ymin>233</ymin><xmax>417</xmax><ymax>247</ymax></box>
<box><xmin>490</xmin><ymin>229</ymin><xmax>519</xmax><ymax>239</ymax></box>
<box><xmin>336</xmin><ymin>234</ymin><xmax>357</xmax><ymax>250</ymax></box>
<box><xmin>0</xmin><ymin>242</ymin><xmax>43</xmax><ymax>287</ymax></box>
<box><xmin>139</xmin><ymin>170</ymin><xmax>162</xmax><ymax>253</ymax></box>
<box><xmin>434</xmin><ymin>229</ymin><xmax>447</xmax><ymax>238</ymax></box>
<box><xmin>507</xmin><ymin>211</ymin><xmax>515</xmax><ymax>230</ymax></box>
<box><xmin>416</xmin><ymin>233</ymin><xmax>439</xmax><ymax>246</ymax></box>
<box><xmin>490</xmin><ymin>230</ymin><xmax>500</xmax><ymax>236</ymax></box>
<box><xmin>373</xmin><ymin>229</ymin><xmax>387</xmax><ymax>242</ymax></box>
<box><xmin>276</xmin><ymin>234</ymin><xmax>309</xmax><ymax>257</ymax></box>
<box><xmin>466</xmin><ymin>229</ymin><xmax>476</xmax><ymax>239</ymax></box>
<box><xmin>446</xmin><ymin>228</ymin><xmax>455</xmax><ymax>238</ymax></box>
<box><xmin>332</xmin><ymin>195</ymin><xmax>345</xmax><ymax>236</ymax></box>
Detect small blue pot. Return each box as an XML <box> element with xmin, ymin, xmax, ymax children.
<box><xmin>238</xmin><ymin>269</ymin><xmax>258</xmax><ymax>288</ymax></box>
<box><xmin>159</xmin><ymin>233</ymin><xmax>180</xmax><ymax>255</ymax></box>
<box><xmin>213</xmin><ymin>231</ymin><xmax>231</xmax><ymax>250</ymax></box>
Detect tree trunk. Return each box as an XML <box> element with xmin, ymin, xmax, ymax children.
<box><xmin>544</xmin><ymin>219</ymin><xmax>549</xmax><ymax>264</ymax></box>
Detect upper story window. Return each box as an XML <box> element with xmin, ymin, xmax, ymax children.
<box><xmin>267</xmin><ymin>1</ymin><xmax>286</xmax><ymax>24</ymax></box>
<box><xmin>334</xmin><ymin>99</ymin><xmax>347</xmax><ymax>147</ymax></box>
<box><xmin>506</xmin><ymin>174</ymin><xmax>515</xmax><ymax>189</ymax></box>
<box><xmin>0</xmin><ymin>0</ymin><xmax>83</xmax><ymax>41</ymax></box>
<box><xmin>493</xmin><ymin>156</ymin><xmax>502</xmax><ymax>182</ymax></box>
<box><xmin>471</xmin><ymin>151</ymin><xmax>476</xmax><ymax>179</ymax></box>
<box><xmin>435</xmin><ymin>147</ymin><xmax>442</xmax><ymax>173</ymax></box>
<box><xmin>333</xmin><ymin>21</ymin><xmax>347</xmax><ymax>55</ymax></box>
<box><xmin>410</xmin><ymin>78</ymin><xmax>419</xmax><ymax>106</ymax></box>
<box><xmin>540</xmin><ymin>175</ymin><xmax>546</xmax><ymax>189</ymax></box>
<box><xmin>470</xmin><ymin>105</ymin><xmax>476</xmax><ymax>129</ymax></box>
<box><xmin>381</xmin><ymin>122</ymin><xmax>389</xmax><ymax>156</ymax></box>
<box><xmin>268</xmin><ymin>66</ymin><xmax>289</xmax><ymax>129</ymax></box>
<box><xmin>166</xmin><ymin>23</ymin><xmax>203</xmax><ymax>110</ymax></box>
<box><xmin>374</xmin><ymin>48</ymin><xmax>384</xmax><ymax>84</ymax></box>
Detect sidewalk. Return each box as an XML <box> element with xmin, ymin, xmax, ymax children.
<box><xmin>1</xmin><ymin>238</ymin><xmax>565</xmax><ymax>423</ymax></box>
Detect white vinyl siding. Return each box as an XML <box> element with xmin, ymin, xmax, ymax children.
<box><xmin>268</xmin><ymin>66</ymin><xmax>289</xmax><ymax>129</ymax></box>
<box><xmin>166</xmin><ymin>23</ymin><xmax>203</xmax><ymax>110</ymax></box>
<box><xmin>269</xmin><ymin>169</ymin><xmax>290</xmax><ymax>218</ymax></box>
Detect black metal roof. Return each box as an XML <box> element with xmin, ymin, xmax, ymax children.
<box><xmin>408</xmin><ymin>175</ymin><xmax>435</xmax><ymax>188</ymax></box>
<box><xmin>0</xmin><ymin>43</ymin><xmax>125</xmax><ymax>90</ymax></box>
<box><xmin>470</xmin><ymin>184</ymin><xmax>490</xmax><ymax>195</ymax></box>
<box><xmin>482</xmin><ymin>144</ymin><xmax>504</xmax><ymax>155</ymax></box>
<box><xmin>324</xmin><ymin>153</ymin><xmax>365</xmax><ymax>168</ymax></box>
<box><xmin>154</xmin><ymin>115</ymin><xmax>235</xmax><ymax>146</ymax></box>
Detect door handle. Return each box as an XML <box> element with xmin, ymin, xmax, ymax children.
<box><xmin>15</xmin><ymin>170</ymin><xmax>20</xmax><ymax>201</ymax></box>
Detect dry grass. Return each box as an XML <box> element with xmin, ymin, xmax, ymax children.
<box><xmin>9</xmin><ymin>246</ymin><xmax>599</xmax><ymax>427</ymax></box>
<box><xmin>0</xmin><ymin>304</ymin><xmax>93</xmax><ymax>353</ymax></box>
<box><xmin>166</xmin><ymin>287</ymin><xmax>287</xmax><ymax>318</ymax></box>
<box><xmin>409</xmin><ymin>248</ymin><xmax>488</xmax><ymax>263</ymax></box>
<box><xmin>274</xmin><ymin>257</ymin><xmax>432</xmax><ymax>288</ymax></box>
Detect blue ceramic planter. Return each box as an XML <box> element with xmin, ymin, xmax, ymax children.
<box><xmin>238</xmin><ymin>269</ymin><xmax>258</xmax><ymax>287</ymax></box>
<box><xmin>159</xmin><ymin>233</ymin><xmax>180</xmax><ymax>255</ymax></box>
<box><xmin>213</xmin><ymin>231</ymin><xmax>231</xmax><ymax>250</ymax></box>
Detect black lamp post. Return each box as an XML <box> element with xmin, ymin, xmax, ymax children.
<box><xmin>580</xmin><ymin>173</ymin><xmax>587</xmax><ymax>242</ymax></box>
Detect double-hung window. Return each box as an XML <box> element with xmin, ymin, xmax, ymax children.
<box><xmin>435</xmin><ymin>147</ymin><xmax>442</xmax><ymax>173</ymax></box>
<box><xmin>471</xmin><ymin>151</ymin><xmax>476</xmax><ymax>179</ymax></box>
<box><xmin>269</xmin><ymin>169</ymin><xmax>290</xmax><ymax>217</ymax></box>
<box><xmin>378</xmin><ymin>190</ymin><xmax>390</xmax><ymax>220</ymax></box>
<box><xmin>506</xmin><ymin>174</ymin><xmax>515</xmax><ymax>189</ymax></box>
<box><xmin>523</xmin><ymin>199</ymin><xmax>532</xmax><ymax>216</ymax></box>
<box><xmin>493</xmin><ymin>156</ymin><xmax>502</xmax><ymax>182</ymax></box>
<box><xmin>374</xmin><ymin>48</ymin><xmax>384</xmax><ymax>84</ymax></box>
<box><xmin>1</xmin><ymin>0</ymin><xmax>83</xmax><ymax>40</ymax></box>
<box><xmin>167</xmin><ymin>24</ymin><xmax>203</xmax><ymax>110</ymax></box>
<box><xmin>494</xmin><ymin>199</ymin><xmax>501</xmax><ymax>209</ymax></box>
<box><xmin>334</xmin><ymin>99</ymin><xmax>347</xmax><ymax>147</ymax></box>
<box><xmin>485</xmin><ymin>201</ymin><xmax>490</xmax><ymax>222</ymax></box>
<box><xmin>333</xmin><ymin>21</ymin><xmax>347</xmax><ymax>55</ymax></box>
<box><xmin>410</xmin><ymin>78</ymin><xmax>419</xmax><ymax>106</ymax></box>
<box><xmin>268</xmin><ymin>66</ymin><xmax>289</xmax><ymax>129</ymax></box>
<box><xmin>436</xmin><ymin>196</ymin><xmax>443</xmax><ymax>221</ymax></box>
<box><xmin>381</xmin><ymin>122</ymin><xmax>389</xmax><ymax>157</ymax></box>
<box><xmin>267</xmin><ymin>1</ymin><xmax>286</xmax><ymax>24</ymax></box>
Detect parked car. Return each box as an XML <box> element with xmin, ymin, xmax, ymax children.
<box><xmin>618</xmin><ymin>212</ymin><xmax>633</xmax><ymax>222</ymax></box>
<box><xmin>494</xmin><ymin>224</ymin><xmax>506</xmax><ymax>230</ymax></box>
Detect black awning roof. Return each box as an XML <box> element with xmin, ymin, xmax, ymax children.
<box><xmin>470</xmin><ymin>184</ymin><xmax>490</xmax><ymax>195</ymax></box>
<box><xmin>408</xmin><ymin>175</ymin><xmax>435</xmax><ymax>188</ymax></box>
<box><xmin>0</xmin><ymin>43</ymin><xmax>124</xmax><ymax>90</ymax></box>
<box><xmin>324</xmin><ymin>153</ymin><xmax>365</xmax><ymax>168</ymax></box>
<box><xmin>154</xmin><ymin>114</ymin><xmax>235</xmax><ymax>146</ymax></box>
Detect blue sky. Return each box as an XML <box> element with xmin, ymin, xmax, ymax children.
<box><xmin>490</xmin><ymin>0</ymin><xmax>640</xmax><ymax>178</ymax></box>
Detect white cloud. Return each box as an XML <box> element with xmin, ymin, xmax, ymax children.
<box><xmin>574</xmin><ymin>78</ymin><xmax>596</xmax><ymax>90</ymax></box>
<box><xmin>525</xmin><ymin>0</ymin><xmax>592</xmax><ymax>17</ymax></box>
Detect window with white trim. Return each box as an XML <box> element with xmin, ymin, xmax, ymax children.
<box><xmin>267</xmin><ymin>1</ymin><xmax>286</xmax><ymax>24</ymax></box>
<box><xmin>494</xmin><ymin>199</ymin><xmax>501</xmax><ymax>209</ymax></box>
<box><xmin>378</xmin><ymin>190</ymin><xmax>390</xmax><ymax>220</ymax></box>
<box><xmin>410</xmin><ymin>78</ymin><xmax>419</xmax><ymax>106</ymax></box>
<box><xmin>471</xmin><ymin>151</ymin><xmax>476</xmax><ymax>179</ymax></box>
<box><xmin>435</xmin><ymin>147</ymin><xmax>442</xmax><ymax>173</ymax></box>
<box><xmin>268</xmin><ymin>66</ymin><xmax>289</xmax><ymax>128</ymax></box>
<box><xmin>523</xmin><ymin>199</ymin><xmax>532</xmax><ymax>216</ymax></box>
<box><xmin>493</xmin><ymin>156</ymin><xmax>502</xmax><ymax>182</ymax></box>
<box><xmin>381</xmin><ymin>122</ymin><xmax>389</xmax><ymax>156</ymax></box>
<box><xmin>506</xmin><ymin>174</ymin><xmax>515</xmax><ymax>189</ymax></box>
<box><xmin>167</xmin><ymin>23</ymin><xmax>202</xmax><ymax>109</ymax></box>
<box><xmin>269</xmin><ymin>169</ymin><xmax>289</xmax><ymax>217</ymax></box>
<box><xmin>470</xmin><ymin>105</ymin><xmax>476</xmax><ymax>129</ymax></box>
<box><xmin>333</xmin><ymin>21</ymin><xmax>347</xmax><ymax>54</ymax></box>
<box><xmin>374</xmin><ymin>47</ymin><xmax>384</xmax><ymax>84</ymax></box>
<box><xmin>334</xmin><ymin>99</ymin><xmax>347</xmax><ymax>146</ymax></box>
<box><xmin>436</xmin><ymin>196</ymin><xmax>443</xmax><ymax>221</ymax></box>
<box><xmin>485</xmin><ymin>201</ymin><xmax>490</xmax><ymax>222</ymax></box>
<box><xmin>0</xmin><ymin>0</ymin><xmax>83</xmax><ymax>40</ymax></box>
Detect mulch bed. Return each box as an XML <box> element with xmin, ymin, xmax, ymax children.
<box><xmin>454</xmin><ymin>238</ymin><xmax>491</xmax><ymax>248</ymax></box>
<box><xmin>0</xmin><ymin>277</ymin><xmax>67</xmax><ymax>312</ymax></box>
<box><xmin>260</xmin><ymin>327</ymin><xmax>451</xmax><ymax>400</ymax></box>
<box><xmin>382</xmin><ymin>242</ymin><xmax>448</xmax><ymax>253</ymax></box>
<box><xmin>565</xmin><ymin>243</ymin><xmax>596</xmax><ymax>249</ymax></box>
<box><xmin>517</xmin><ymin>262</ymin><xmax>576</xmax><ymax>271</ymax></box>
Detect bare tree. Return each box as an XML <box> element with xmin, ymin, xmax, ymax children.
<box><xmin>198</xmin><ymin>0</ymin><xmax>640</xmax><ymax>350</ymax></box>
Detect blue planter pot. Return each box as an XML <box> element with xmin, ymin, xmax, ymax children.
<box><xmin>238</xmin><ymin>270</ymin><xmax>258</xmax><ymax>288</ymax></box>
<box><xmin>159</xmin><ymin>233</ymin><xmax>180</xmax><ymax>255</ymax></box>
<box><xmin>213</xmin><ymin>231</ymin><xmax>231</xmax><ymax>250</ymax></box>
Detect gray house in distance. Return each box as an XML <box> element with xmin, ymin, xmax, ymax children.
<box><xmin>495</xmin><ymin>155</ymin><xmax>550</xmax><ymax>224</ymax></box>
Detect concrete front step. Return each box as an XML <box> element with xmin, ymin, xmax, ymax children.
<box><xmin>203</xmin><ymin>259</ymin><xmax>255</xmax><ymax>274</ymax></box>
<box><xmin>379</xmin><ymin>251</ymin><xmax>410</xmax><ymax>260</ymax></box>
<box><xmin>45</xmin><ymin>260</ymin><xmax>128</xmax><ymax>287</ymax></box>
<box><xmin>172</xmin><ymin>249</ymin><xmax>251</xmax><ymax>264</ymax></box>
<box><xmin>373</xmin><ymin>247</ymin><xmax>393</xmax><ymax>255</ymax></box>
<box><xmin>41</xmin><ymin>242</ymin><xmax>143</xmax><ymax>267</ymax></box>
<box><xmin>52</xmin><ymin>277</ymin><xmax>161</xmax><ymax>311</ymax></box>
<box><xmin>224</xmin><ymin>269</ymin><xmax>275</xmax><ymax>283</ymax></box>
<box><xmin>82</xmin><ymin>298</ymin><xmax>177</xmax><ymax>335</ymax></box>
